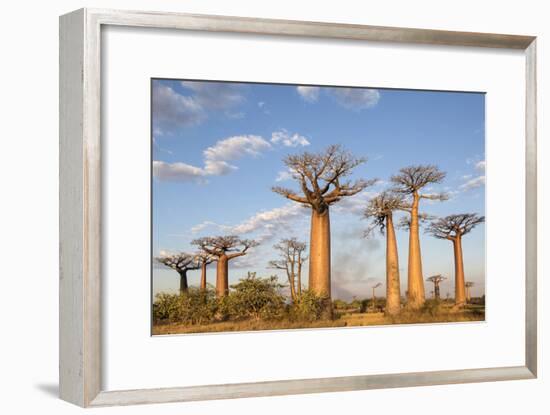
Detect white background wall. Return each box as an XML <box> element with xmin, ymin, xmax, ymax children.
<box><xmin>0</xmin><ymin>0</ymin><xmax>547</xmax><ymax>413</ymax></box>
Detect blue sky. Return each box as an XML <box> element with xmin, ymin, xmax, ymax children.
<box><xmin>152</xmin><ymin>79</ymin><xmax>486</xmax><ymax>301</ymax></box>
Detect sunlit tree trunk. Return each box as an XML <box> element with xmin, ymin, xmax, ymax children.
<box><xmin>407</xmin><ymin>192</ymin><xmax>425</xmax><ymax>309</ymax></box>
<box><xmin>434</xmin><ymin>283</ymin><xmax>441</xmax><ymax>300</ymax></box>
<box><xmin>297</xmin><ymin>259</ymin><xmax>302</xmax><ymax>297</ymax></box>
<box><xmin>200</xmin><ymin>262</ymin><xmax>207</xmax><ymax>291</ymax></box>
<box><xmin>216</xmin><ymin>255</ymin><xmax>229</xmax><ymax>297</ymax></box>
<box><xmin>453</xmin><ymin>236</ymin><xmax>466</xmax><ymax>307</ymax></box>
<box><xmin>385</xmin><ymin>213</ymin><xmax>401</xmax><ymax>316</ymax></box>
<box><xmin>309</xmin><ymin>208</ymin><xmax>331</xmax><ymax>299</ymax></box>
<box><xmin>178</xmin><ymin>271</ymin><xmax>188</xmax><ymax>294</ymax></box>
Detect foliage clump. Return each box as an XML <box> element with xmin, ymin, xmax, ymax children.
<box><xmin>153</xmin><ymin>274</ymin><xmax>333</xmax><ymax>326</ymax></box>
<box><xmin>288</xmin><ymin>290</ymin><xmax>325</xmax><ymax>322</ymax></box>
<box><xmin>228</xmin><ymin>273</ymin><xmax>286</xmax><ymax>321</ymax></box>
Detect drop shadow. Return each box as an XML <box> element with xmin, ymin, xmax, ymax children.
<box><xmin>35</xmin><ymin>382</ymin><xmax>59</xmax><ymax>398</ymax></box>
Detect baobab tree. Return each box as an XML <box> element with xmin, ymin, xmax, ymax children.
<box><xmin>272</xmin><ymin>145</ymin><xmax>375</xmax><ymax>309</ymax></box>
<box><xmin>427</xmin><ymin>213</ymin><xmax>485</xmax><ymax>307</ymax></box>
<box><xmin>370</xmin><ymin>282</ymin><xmax>382</xmax><ymax>312</ymax></box>
<box><xmin>391</xmin><ymin>165</ymin><xmax>447</xmax><ymax>309</ymax></box>
<box><xmin>192</xmin><ymin>236</ymin><xmax>259</xmax><ymax>297</ymax></box>
<box><xmin>426</xmin><ymin>274</ymin><xmax>447</xmax><ymax>301</ymax></box>
<box><xmin>268</xmin><ymin>238</ymin><xmax>308</xmax><ymax>302</ymax></box>
<box><xmin>364</xmin><ymin>192</ymin><xmax>409</xmax><ymax>316</ymax></box>
<box><xmin>194</xmin><ymin>251</ymin><xmax>215</xmax><ymax>291</ymax></box>
<box><xmin>156</xmin><ymin>252</ymin><xmax>200</xmax><ymax>294</ymax></box>
<box><xmin>465</xmin><ymin>281</ymin><xmax>475</xmax><ymax>303</ymax></box>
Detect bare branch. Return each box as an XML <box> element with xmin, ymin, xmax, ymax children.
<box><xmin>420</xmin><ymin>192</ymin><xmax>449</xmax><ymax>201</ymax></box>
<box><xmin>155</xmin><ymin>252</ymin><xmax>200</xmax><ymax>273</ymax></box>
<box><xmin>427</xmin><ymin>213</ymin><xmax>485</xmax><ymax>240</ymax></box>
<box><xmin>192</xmin><ymin>235</ymin><xmax>259</xmax><ymax>259</ymax></box>
<box><xmin>397</xmin><ymin>212</ymin><xmax>435</xmax><ymax>231</ymax></box>
<box><xmin>273</xmin><ymin>145</ymin><xmax>374</xmax><ymax>212</ymax></box>
<box><xmin>391</xmin><ymin>165</ymin><xmax>446</xmax><ymax>194</ymax></box>
<box><xmin>363</xmin><ymin>191</ymin><xmax>409</xmax><ymax>236</ymax></box>
<box><xmin>271</xmin><ymin>186</ymin><xmax>310</xmax><ymax>204</ymax></box>
<box><xmin>426</xmin><ymin>274</ymin><xmax>447</xmax><ymax>284</ymax></box>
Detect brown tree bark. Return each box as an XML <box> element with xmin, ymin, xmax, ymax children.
<box><xmin>385</xmin><ymin>213</ymin><xmax>401</xmax><ymax>316</ymax></box>
<box><xmin>216</xmin><ymin>255</ymin><xmax>229</xmax><ymax>297</ymax></box>
<box><xmin>178</xmin><ymin>270</ymin><xmax>188</xmax><ymax>294</ymax></box>
<box><xmin>453</xmin><ymin>236</ymin><xmax>466</xmax><ymax>307</ymax></box>
<box><xmin>434</xmin><ymin>283</ymin><xmax>441</xmax><ymax>300</ymax></box>
<box><xmin>288</xmin><ymin>271</ymin><xmax>297</xmax><ymax>302</ymax></box>
<box><xmin>407</xmin><ymin>192</ymin><xmax>425</xmax><ymax>309</ymax></box>
<box><xmin>309</xmin><ymin>208</ymin><xmax>331</xmax><ymax>299</ymax></box>
<box><xmin>297</xmin><ymin>259</ymin><xmax>302</xmax><ymax>297</ymax></box>
<box><xmin>200</xmin><ymin>262</ymin><xmax>207</xmax><ymax>291</ymax></box>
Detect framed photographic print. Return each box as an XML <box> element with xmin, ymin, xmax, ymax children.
<box><xmin>60</xmin><ymin>8</ymin><xmax>537</xmax><ymax>407</ymax></box>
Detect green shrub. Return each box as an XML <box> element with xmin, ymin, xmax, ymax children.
<box><xmin>289</xmin><ymin>290</ymin><xmax>325</xmax><ymax>322</ymax></box>
<box><xmin>153</xmin><ymin>293</ymin><xmax>184</xmax><ymax>323</ymax></box>
<box><xmin>422</xmin><ymin>299</ymin><xmax>444</xmax><ymax>316</ymax></box>
<box><xmin>229</xmin><ymin>274</ymin><xmax>286</xmax><ymax>321</ymax></box>
<box><xmin>153</xmin><ymin>287</ymin><xmax>218</xmax><ymax>325</ymax></box>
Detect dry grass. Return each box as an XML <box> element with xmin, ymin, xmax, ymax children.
<box><xmin>153</xmin><ymin>304</ymin><xmax>485</xmax><ymax>335</ymax></box>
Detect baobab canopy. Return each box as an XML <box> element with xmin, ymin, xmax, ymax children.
<box><xmin>272</xmin><ymin>144</ymin><xmax>377</xmax><ymax>213</ymax></box>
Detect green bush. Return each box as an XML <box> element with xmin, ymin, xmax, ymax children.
<box><xmin>422</xmin><ymin>299</ymin><xmax>444</xmax><ymax>316</ymax></box>
<box><xmin>153</xmin><ymin>287</ymin><xmax>218</xmax><ymax>324</ymax></box>
<box><xmin>229</xmin><ymin>274</ymin><xmax>286</xmax><ymax>321</ymax></box>
<box><xmin>289</xmin><ymin>290</ymin><xmax>325</xmax><ymax>322</ymax></box>
<box><xmin>153</xmin><ymin>293</ymin><xmax>184</xmax><ymax>323</ymax></box>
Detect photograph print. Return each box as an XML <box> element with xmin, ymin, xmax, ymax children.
<box><xmin>152</xmin><ymin>79</ymin><xmax>485</xmax><ymax>335</ymax></box>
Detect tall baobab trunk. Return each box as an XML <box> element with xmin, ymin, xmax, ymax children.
<box><xmin>178</xmin><ymin>271</ymin><xmax>188</xmax><ymax>294</ymax></box>
<box><xmin>200</xmin><ymin>262</ymin><xmax>207</xmax><ymax>291</ymax></box>
<box><xmin>309</xmin><ymin>208</ymin><xmax>331</xmax><ymax>299</ymax></box>
<box><xmin>407</xmin><ymin>193</ymin><xmax>425</xmax><ymax>309</ymax></box>
<box><xmin>385</xmin><ymin>213</ymin><xmax>401</xmax><ymax>316</ymax></box>
<box><xmin>453</xmin><ymin>237</ymin><xmax>466</xmax><ymax>307</ymax></box>
<box><xmin>297</xmin><ymin>260</ymin><xmax>302</xmax><ymax>297</ymax></box>
<box><xmin>216</xmin><ymin>255</ymin><xmax>229</xmax><ymax>297</ymax></box>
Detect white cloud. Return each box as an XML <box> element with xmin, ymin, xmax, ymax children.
<box><xmin>329</xmin><ymin>88</ymin><xmax>380</xmax><ymax>110</ymax></box>
<box><xmin>296</xmin><ymin>86</ymin><xmax>320</xmax><ymax>102</ymax></box>
<box><xmin>296</xmin><ymin>85</ymin><xmax>381</xmax><ymax>110</ymax></box>
<box><xmin>229</xmin><ymin>204</ymin><xmax>305</xmax><ymax>236</ymax></box>
<box><xmin>456</xmin><ymin>158</ymin><xmax>485</xmax><ymax>192</ymax></box>
<box><xmin>153</xmin><ymin>135</ymin><xmax>271</xmax><ymax>182</ymax></box>
<box><xmin>275</xmin><ymin>169</ymin><xmax>294</xmax><ymax>182</ymax></box>
<box><xmin>190</xmin><ymin>221</ymin><xmax>218</xmax><ymax>234</ymax></box>
<box><xmin>152</xmin><ymin>84</ymin><xmax>204</xmax><ymax>127</ymax></box>
<box><xmin>190</xmin><ymin>204</ymin><xmax>308</xmax><ymax>245</ymax></box>
<box><xmin>153</xmin><ymin>161</ymin><xmax>208</xmax><ymax>183</ymax></box>
<box><xmin>460</xmin><ymin>175</ymin><xmax>485</xmax><ymax>191</ymax></box>
<box><xmin>203</xmin><ymin>159</ymin><xmax>235</xmax><ymax>176</ymax></box>
<box><xmin>153</xmin><ymin>81</ymin><xmax>245</xmax><ymax>132</ymax></box>
<box><xmin>204</xmin><ymin>135</ymin><xmax>271</xmax><ymax>161</ymax></box>
<box><xmin>332</xmin><ymin>190</ymin><xmax>380</xmax><ymax>216</ymax></box>
<box><xmin>270</xmin><ymin>130</ymin><xmax>310</xmax><ymax>147</ymax></box>
<box><xmin>180</xmin><ymin>81</ymin><xmax>244</xmax><ymax>110</ymax></box>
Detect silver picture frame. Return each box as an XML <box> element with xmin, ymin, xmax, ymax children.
<box><xmin>59</xmin><ymin>8</ymin><xmax>537</xmax><ymax>407</ymax></box>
